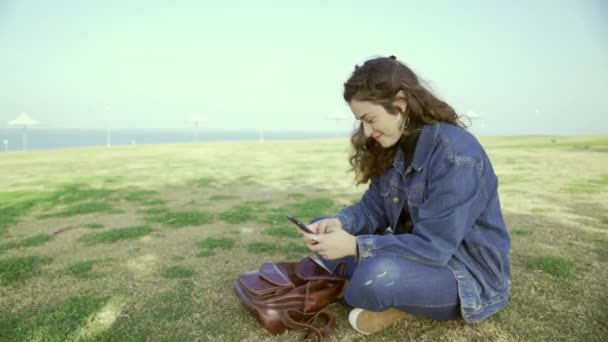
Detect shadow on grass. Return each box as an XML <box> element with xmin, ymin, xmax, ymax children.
<box><xmin>79</xmin><ymin>226</ymin><xmax>153</xmax><ymax>245</ymax></box>
<box><xmin>0</xmin><ymin>179</ymin><xmax>352</xmax><ymax>340</ymax></box>
<box><xmin>0</xmin><ymin>255</ymin><xmax>53</xmax><ymax>286</ymax></box>
<box><xmin>66</xmin><ymin>260</ymin><xmax>106</xmax><ymax>279</ymax></box>
<box><xmin>0</xmin><ymin>183</ymin><xmax>165</xmax><ymax>237</ymax></box>
<box><xmin>0</xmin><ymin>234</ymin><xmax>54</xmax><ymax>255</ymax></box>
<box><xmin>142</xmin><ymin>207</ymin><xmax>214</xmax><ymax>228</ymax></box>
<box><xmin>196</xmin><ymin>237</ymin><xmax>235</xmax><ymax>257</ymax></box>
<box><xmin>162</xmin><ymin>266</ymin><xmax>196</xmax><ymax>279</ymax></box>
<box><xmin>563</xmin><ymin>173</ymin><xmax>608</xmax><ymax>194</ymax></box>
<box><xmin>0</xmin><ymin>294</ymin><xmax>109</xmax><ymax>341</ymax></box>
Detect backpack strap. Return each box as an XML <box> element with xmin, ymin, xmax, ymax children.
<box><xmin>304</xmin><ymin>310</ymin><xmax>336</xmax><ymax>339</ymax></box>
<box><xmin>280</xmin><ymin>308</ymin><xmax>336</xmax><ymax>341</ymax></box>
<box><xmin>334</xmin><ymin>262</ymin><xmax>347</xmax><ymax>278</ymax></box>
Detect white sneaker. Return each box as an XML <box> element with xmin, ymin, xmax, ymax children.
<box><xmin>349</xmin><ymin>307</ymin><xmax>411</xmax><ymax>335</ymax></box>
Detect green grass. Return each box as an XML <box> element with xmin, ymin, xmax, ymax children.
<box><xmin>565</xmin><ymin>174</ymin><xmax>608</xmax><ymax>194</ymax></box>
<box><xmin>0</xmin><ymin>295</ymin><xmax>108</xmax><ymax>341</ymax></box>
<box><xmin>247</xmin><ymin>242</ymin><xmax>276</xmax><ymax>253</ymax></box>
<box><xmin>498</xmin><ymin>175</ymin><xmax>530</xmax><ymax>185</ymax></box>
<box><xmin>196</xmin><ymin>250</ymin><xmax>216</xmax><ymax>257</ymax></box>
<box><xmin>282</xmin><ymin>242</ymin><xmax>310</xmax><ymax>255</ymax></box>
<box><xmin>531</xmin><ymin>207</ymin><xmax>553</xmax><ymax>213</ymax></box>
<box><xmin>91</xmin><ymin>280</ymin><xmax>233</xmax><ymax>341</ymax></box>
<box><xmin>67</xmin><ymin>260</ymin><xmax>103</xmax><ymax>279</ymax></box>
<box><xmin>246</xmin><ymin>241</ymin><xmax>309</xmax><ymax>255</ymax></box>
<box><xmin>1</xmin><ymin>135</ymin><xmax>607</xmax><ymax>341</ymax></box>
<box><xmin>120</xmin><ymin>189</ymin><xmax>158</xmax><ymax>202</ymax></box>
<box><xmin>208</xmin><ymin>194</ymin><xmax>239</xmax><ymax>201</ymax></box>
<box><xmin>46</xmin><ymin>184</ymin><xmax>115</xmax><ymax>205</ymax></box>
<box><xmin>0</xmin><ymin>255</ymin><xmax>53</xmax><ymax>286</ymax></box>
<box><xmin>527</xmin><ymin>256</ymin><xmax>576</xmax><ymax>278</ymax></box>
<box><xmin>258</xmin><ymin>207</ymin><xmax>291</xmax><ymax>225</ymax></box>
<box><xmin>219</xmin><ymin>201</ymin><xmax>268</xmax><ymax>224</ymax></box>
<box><xmin>219</xmin><ymin>208</ymin><xmax>253</xmax><ymax>223</ymax></box>
<box><xmin>263</xmin><ymin>225</ymin><xmax>301</xmax><ymax>238</ymax></box>
<box><xmin>196</xmin><ymin>237</ymin><xmax>235</xmax><ymax>251</ymax></box>
<box><xmin>144</xmin><ymin>208</ymin><xmax>214</xmax><ymax>228</ymax></box>
<box><xmin>140</xmin><ymin>198</ymin><xmax>166</xmax><ymax>206</ymax></box>
<box><xmin>192</xmin><ymin>176</ymin><xmax>216</xmax><ymax>187</ymax></box>
<box><xmin>593</xmin><ymin>239</ymin><xmax>608</xmax><ymax>261</ymax></box>
<box><xmin>0</xmin><ymin>234</ymin><xmax>54</xmax><ymax>254</ymax></box>
<box><xmin>80</xmin><ymin>226</ymin><xmax>153</xmax><ymax>245</ymax></box>
<box><xmin>41</xmin><ymin>202</ymin><xmax>115</xmax><ymax>218</ymax></box>
<box><xmin>291</xmin><ymin>197</ymin><xmax>334</xmax><ymax>220</ymax></box>
<box><xmin>162</xmin><ymin>266</ymin><xmax>196</xmax><ymax>278</ymax></box>
<box><xmin>0</xmin><ymin>200</ymin><xmax>39</xmax><ymax>237</ymax></box>
<box><xmin>102</xmin><ymin>176</ymin><xmax>125</xmax><ymax>184</ymax></box>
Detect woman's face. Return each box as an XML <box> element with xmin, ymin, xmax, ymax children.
<box><xmin>349</xmin><ymin>98</ymin><xmax>405</xmax><ymax>148</ymax></box>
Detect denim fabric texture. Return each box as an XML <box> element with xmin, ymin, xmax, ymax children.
<box><xmin>316</xmin><ymin>254</ymin><xmax>461</xmax><ymax>321</ymax></box>
<box><xmin>313</xmin><ymin>122</ymin><xmax>511</xmax><ymax>322</ymax></box>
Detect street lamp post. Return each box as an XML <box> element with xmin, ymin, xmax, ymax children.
<box><xmin>105</xmin><ymin>105</ymin><xmax>112</xmax><ymax>148</ymax></box>
<box><xmin>187</xmin><ymin>114</ymin><xmax>207</xmax><ymax>143</ymax></box>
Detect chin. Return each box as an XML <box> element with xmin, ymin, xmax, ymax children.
<box><xmin>378</xmin><ymin>137</ymin><xmax>399</xmax><ymax>148</ymax></box>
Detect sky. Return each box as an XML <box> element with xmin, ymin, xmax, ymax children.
<box><xmin>0</xmin><ymin>0</ymin><xmax>606</xmax><ymax>135</ymax></box>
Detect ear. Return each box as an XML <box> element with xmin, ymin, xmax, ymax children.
<box><xmin>393</xmin><ymin>90</ymin><xmax>408</xmax><ymax>113</ymax></box>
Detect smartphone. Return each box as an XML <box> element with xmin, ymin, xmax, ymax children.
<box><xmin>286</xmin><ymin>215</ymin><xmax>315</xmax><ymax>234</ymax></box>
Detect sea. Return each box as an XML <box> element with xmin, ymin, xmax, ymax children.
<box><xmin>0</xmin><ymin>128</ymin><xmax>348</xmax><ymax>152</ymax></box>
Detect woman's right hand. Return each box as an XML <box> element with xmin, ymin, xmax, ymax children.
<box><xmin>307</xmin><ymin>218</ymin><xmax>343</xmax><ymax>235</ymax></box>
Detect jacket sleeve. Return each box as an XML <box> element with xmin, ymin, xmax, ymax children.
<box><xmin>333</xmin><ymin>178</ymin><xmax>389</xmax><ymax>235</ymax></box>
<box><xmin>356</xmin><ymin>158</ymin><xmax>488</xmax><ymax>267</ymax></box>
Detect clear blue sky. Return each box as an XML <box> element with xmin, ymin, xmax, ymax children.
<box><xmin>1</xmin><ymin>0</ymin><xmax>606</xmax><ymax>134</ymax></box>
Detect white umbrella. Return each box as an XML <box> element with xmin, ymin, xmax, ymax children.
<box><xmin>8</xmin><ymin>113</ymin><xmax>39</xmax><ymax>151</ymax></box>
<box><xmin>187</xmin><ymin>114</ymin><xmax>208</xmax><ymax>142</ymax></box>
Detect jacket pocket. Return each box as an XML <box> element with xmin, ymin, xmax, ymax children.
<box><xmin>476</xmin><ymin>244</ymin><xmax>506</xmax><ymax>288</ymax></box>
<box><xmin>380</xmin><ymin>183</ymin><xmax>391</xmax><ymax>198</ymax></box>
<box><xmin>406</xmin><ymin>184</ymin><xmax>425</xmax><ymax>208</ymax></box>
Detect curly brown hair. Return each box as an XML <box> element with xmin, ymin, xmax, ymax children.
<box><xmin>344</xmin><ymin>55</ymin><xmax>467</xmax><ymax>185</ymax></box>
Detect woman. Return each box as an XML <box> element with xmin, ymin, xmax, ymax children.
<box><xmin>302</xmin><ymin>55</ymin><xmax>511</xmax><ymax>335</ymax></box>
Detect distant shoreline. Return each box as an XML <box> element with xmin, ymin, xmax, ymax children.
<box><xmin>0</xmin><ymin>128</ymin><xmax>351</xmax><ymax>152</ymax></box>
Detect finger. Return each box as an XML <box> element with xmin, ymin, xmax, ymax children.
<box><xmin>320</xmin><ymin>222</ymin><xmax>332</xmax><ymax>234</ymax></box>
<box><xmin>319</xmin><ymin>224</ymin><xmax>328</xmax><ymax>234</ymax></box>
<box><xmin>307</xmin><ymin>222</ymin><xmax>320</xmax><ymax>234</ymax></box>
<box><xmin>307</xmin><ymin>243</ymin><xmax>323</xmax><ymax>253</ymax></box>
<box><xmin>302</xmin><ymin>233</ymin><xmax>319</xmax><ymax>245</ymax></box>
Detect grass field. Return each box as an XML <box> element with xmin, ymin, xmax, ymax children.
<box><xmin>1</xmin><ymin>135</ymin><xmax>607</xmax><ymax>341</ymax></box>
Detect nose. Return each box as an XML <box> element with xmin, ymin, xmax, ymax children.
<box><xmin>362</xmin><ymin>122</ymin><xmax>374</xmax><ymax>137</ymax></box>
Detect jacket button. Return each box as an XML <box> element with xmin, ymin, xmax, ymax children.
<box><xmin>392</xmin><ymin>197</ymin><xmax>400</xmax><ymax>204</ymax></box>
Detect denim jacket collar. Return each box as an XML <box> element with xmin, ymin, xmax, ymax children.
<box><xmin>393</xmin><ymin>122</ymin><xmax>440</xmax><ymax>172</ymax></box>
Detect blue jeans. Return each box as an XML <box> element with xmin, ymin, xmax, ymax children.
<box><xmin>317</xmin><ymin>254</ymin><xmax>461</xmax><ymax>321</ymax></box>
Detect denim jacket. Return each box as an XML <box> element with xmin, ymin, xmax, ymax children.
<box><xmin>332</xmin><ymin>122</ymin><xmax>511</xmax><ymax>322</ymax></box>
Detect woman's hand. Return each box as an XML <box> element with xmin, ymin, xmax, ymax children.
<box><xmin>301</xmin><ymin>218</ymin><xmax>357</xmax><ymax>260</ymax></box>
<box><xmin>307</xmin><ymin>218</ymin><xmax>343</xmax><ymax>234</ymax></box>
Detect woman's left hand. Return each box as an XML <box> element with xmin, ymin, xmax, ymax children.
<box><xmin>304</xmin><ymin>227</ymin><xmax>358</xmax><ymax>260</ymax></box>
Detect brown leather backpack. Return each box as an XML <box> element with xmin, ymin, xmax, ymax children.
<box><xmin>234</xmin><ymin>257</ymin><xmax>347</xmax><ymax>340</ymax></box>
